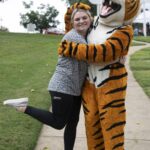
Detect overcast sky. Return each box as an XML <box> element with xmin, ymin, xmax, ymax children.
<box><xmin>0</xmin><ymin>0</ymin><xmax>150</xmax><ymax>33</ymax></box>
<box><xmin>0</xmin><ymin>0</ymin><xmax>67</xmax><ymax>32</ymax></box>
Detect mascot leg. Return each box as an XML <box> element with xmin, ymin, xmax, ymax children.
<box><xmin>82</xmin><ymin>80</ymin><xmax>105</xmax><ymax>150</ymax></box>
<box><xmin>97</xmin><ymin>63</ymin><xmax>127</xmax><ymax>150</ymax></box>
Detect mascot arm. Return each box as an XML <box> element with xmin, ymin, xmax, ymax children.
<box><xmin>58</xmin><ymin>25</ymin><xmax>133</xmax><ymax>63</ymax></box>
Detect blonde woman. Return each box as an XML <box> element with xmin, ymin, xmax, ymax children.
<box><xmin>3</xmin><ymin>3</ymin><xmax>92</xmax><ymax>150</ymax></box>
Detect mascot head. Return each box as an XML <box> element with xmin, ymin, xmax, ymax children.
<box><xmin>95</xmin><ymin>0</ymin><xmax>141</xmax><ymax>27</ymax></box>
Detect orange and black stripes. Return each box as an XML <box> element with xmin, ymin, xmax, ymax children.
<box><xmin>97</xmin><ymin>72</ymin><xmax>127</xmax><ymax>87</ymax></box>
<box><xmin>58</xmin><ymin>25</ymin><xmax>133</xmax><ymax>63</ymax></box>
<box><xmin>82</xmin><ymin>79</ymin><xmax>127</xmax><ymax>149</ymax></box>
<box><xmin>81</xmin><ymin>59</ymin><xmax>127</xmax><ymax>149</ymax></box>
<box><xmin>111</xmin><ymin>132</ymin><xmax>124</xmax><ymax>140</ymax></box>
<box><xmin>102</xmin><ymin>99</ymin><xmax>125</xmax><ymax>109</ymax></box>
<box><xmin>99</xmin><ymin>62</ymin><xmax>125</xmax><ymax>71</ymax></box>
<box><xmin>107</xmin><ymin>37</ymin><xmax>124</xmax><ymax>51</ymax></box>
<box><xmin>113</xmin><ymin>142</ymin><xmax>124</xmax><ymax>150</ymax></box>
<box><xmin>106</xmin><ymin>121</ymin><xmax>126</xmax><ymax>131</ymax></box>
<box><xmin>124</xmin><ymin>0</ymin><xmax>140</xmax><ymax>21</ymax></box>
<box><xmin>106</xmin><ymin>85</ymin><xmax>127</xmax><ymax>94</ymax></box>
<box><xmin>101</xmin><ymin>44</ymin><xmax>107</xmax><ymax>62</ymax></box>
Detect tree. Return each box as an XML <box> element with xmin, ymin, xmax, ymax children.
<box><xmin>63</xmin><ymin>0</ymin><xmax>97</xmax><ymax>16</ymax></box>
<box><xmin>20</xmin><ymin>1</ymin><xmax>60</xmax><ymax>33</ymax></box>
<box><xmin>0</xmin><ymin>26</ymin><xmax>9</xmax><ymax>32</ymax></box>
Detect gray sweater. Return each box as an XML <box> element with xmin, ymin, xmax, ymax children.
<box><xmin>48</xmin><ymin>29</ymin><xmax>88</xmax><ymax>96</ymax></box>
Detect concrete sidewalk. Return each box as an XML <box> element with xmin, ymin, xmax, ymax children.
<box><xmin>34</xmin><ymin>43</ymin><xmax>150</xmax><ymax>150</ymax></box>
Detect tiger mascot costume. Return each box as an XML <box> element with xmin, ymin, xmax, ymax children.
<box><xmin>58</xmin><ymin>0</ymin><xmax>140</xmax><ymax>149</ymax></box>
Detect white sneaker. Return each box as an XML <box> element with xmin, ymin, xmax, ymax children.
<box><xmin>3</xmin><ymin>97</ymin><xmax>28</xmax><ymax>108</ymax></box>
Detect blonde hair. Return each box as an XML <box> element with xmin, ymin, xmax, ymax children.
<box><xmin>71</xmin><ymin>8</ymin><xmax>93</xmax><ymax>24</ymax></box>
<box><xmin>64</xmin><ymin>2</ymin><xmax>92</xmax><ymax>33</ymax></box>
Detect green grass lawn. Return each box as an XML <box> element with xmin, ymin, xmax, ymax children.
<box><xmin>134</xmin><ymin>36</ymin><xmax>150</xmax><ymax>43</ymax></box>
<box><xmin>131</xmin><ymin>41</ymin><xmax>146</xmax><ymax>46</ymax></box>
<box><xmin>0</xmin><ymin>32</ymin><xmax>62</xmax><ymax>150</ymax></box>
<box><xmin>130</xmin><ymin>47</ymin><xmax>150</xmax><ymax>98</ymax></box>
<box><xmin>0</xmin><ymin>32</ymin><xmax>150</xmax><ymax>150</ymax></box>
<box><xmin>131</xmin><ymin>36</ymin><xmax>150</xmax><ymax>98</ymax></box>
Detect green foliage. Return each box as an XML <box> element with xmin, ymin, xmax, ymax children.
<box><xmin>0</xmin><ymin>26</ymin><xmax>9</xmax><ymax>32</ymax></box>
<box><xmin>130</xmin><ymin>47</ymin><xmax>150</xmax><ymax>97</ymax></box>
<box><xmin>0</xmin><ymin>32</ymin><xmax>63</xmax><ymax>150</ymax></box>
<box><xmin>22</xmin><ymin>0</ymin><xmax>33</xmax><ymax>8</ymax></box>
<box><xmin>20</xmin><ymin>1</ymin><xmax>60</xmax><ymax>33</ymax></box>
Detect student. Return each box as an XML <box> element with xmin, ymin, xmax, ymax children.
<box><xmin>3</xmin><ymin>4</ymin><xmax>93</xmax><ymax>150</ymax></box>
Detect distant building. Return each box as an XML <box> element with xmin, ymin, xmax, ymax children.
<box><xmin>134</xmin><ymin>9</ymin><xmax>150</xmax><ymax>36</ymax></box>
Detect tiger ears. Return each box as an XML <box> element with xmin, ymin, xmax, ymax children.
<box><xmin>124</xmin><ymin>0</ymin><xmax>141</xmax><ymax>21</ymax></box>
<box><xmin>64</xmin><ymin>2</ymin><xmax>91</xmax><ymax>33</ymax></box>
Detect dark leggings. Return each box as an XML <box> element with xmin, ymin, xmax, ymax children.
<box><xmin>25</xmin><ymin>91</ymin><xmax>81</xmax><ymax>150</ymax></box>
